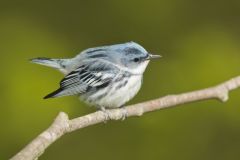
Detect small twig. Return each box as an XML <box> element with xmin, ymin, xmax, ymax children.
<box><xmin>11</xmin><ymin>76</ymin><xmax>240</xmax><ymax>160</ymax></box>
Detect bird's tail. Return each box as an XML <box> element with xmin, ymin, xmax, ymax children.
<box><xmin>30</xmin><ymin>57</ymin><xmax>70</xmax><ymax>74</ymax></box>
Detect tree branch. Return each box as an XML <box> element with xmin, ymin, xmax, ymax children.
<box><xmin>11</xmin><ymin>75</ymin><xmax>240</xmax><ymax>160</ymax></box>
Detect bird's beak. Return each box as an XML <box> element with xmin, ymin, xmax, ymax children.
<box><xmin>146</xmin><ymin>54</ymin><xmax>162</xmax><ymax>60</ymax></box>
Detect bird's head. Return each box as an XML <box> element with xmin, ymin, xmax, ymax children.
<box><xmin>111</xmin><ymin>42</ymin><xmax>161</xmax><ymax>74</ymax></box>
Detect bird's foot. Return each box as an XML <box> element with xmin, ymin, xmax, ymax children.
<box><xmin>100</xmin><ymin>107</ymin><xmax>111</xmax><ymax>123</ymax></box>
<box><xmin>120</xmin><ymin>107</ymin><xmax>128</xmax><ymax>121</ymax></box>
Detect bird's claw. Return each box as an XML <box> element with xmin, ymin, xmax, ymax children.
<box><xmin>121</xmin><ymin>107</ymin><xmax>128</xmax><ymax>121</ymax></box>
<box><xmin>100</xmin><ymin>106</ymin><xmax>128</xmax><ymax>122</ymax></box>
<box><xmin>100</xmin><ymin>107</ymin><xmax>111</xmax><ymax>123</ymax></box>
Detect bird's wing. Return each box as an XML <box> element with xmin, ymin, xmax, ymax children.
<box><xmin>44</xmin><ymin>60</ymin><xmax>120</xmax><ymax>98</ymax></box>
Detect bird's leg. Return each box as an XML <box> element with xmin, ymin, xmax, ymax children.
<box><xmin>100</xmin><ymin>106</ymin><xmax>111</xmax><ymax>123</ymax></box>
<box><xmin>119</xmin><ymin>105</ymin><xmax>128</xmax><ymax>121</ymax></box>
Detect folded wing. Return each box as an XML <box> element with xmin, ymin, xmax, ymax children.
<box><xmin>44</xmin><ymin>60</ymin><xmax>119</xmax><ymax>99</ymax></box>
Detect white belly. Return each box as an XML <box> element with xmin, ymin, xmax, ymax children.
<box><xmin>91</xmin><ymin>75</ymin><xmax>142</xmax><ymax>108</ymax></box>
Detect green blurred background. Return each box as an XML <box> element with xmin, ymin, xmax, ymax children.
<box><xmin>1</xmin><ymin>0</ymin><xmax>240</xmax><ymax>159</ymax></box>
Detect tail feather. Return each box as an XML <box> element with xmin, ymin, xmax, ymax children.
<box><xmin>30</xmin><ymin>57</ymin><xmax>62</xmax><ymax>69</ymax></box>
<box><xmin>30</xmin><ymin>57</ymin><xmax>70</xmax><ymax>74</ymax></box>
<box><xmin>31</xmin><ymin>57</ymin><xmax>74</xmax><ymax>99</ymax></box>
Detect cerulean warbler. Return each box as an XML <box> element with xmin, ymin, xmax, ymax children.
<box><xmin>31</xmin><ymin>42</ymin><xmax>161</xmax><ymax>110</ymax></box>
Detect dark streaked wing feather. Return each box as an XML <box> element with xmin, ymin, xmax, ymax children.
<box><xmin>54</xmin><ymin>60</ymin><xmax>119</xmax><ymax>97</ymax></box>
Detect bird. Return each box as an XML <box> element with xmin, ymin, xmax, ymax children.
<box><xmin>31</xmin><ymin>42</ymin><xmax>161</xmax><ymax>110</ymax></box>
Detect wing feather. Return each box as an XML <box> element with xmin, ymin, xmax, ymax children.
<box><xmin>54</xmin><ymin>60</ymin><xmax>119</xmax><ymax>97</ymax></box>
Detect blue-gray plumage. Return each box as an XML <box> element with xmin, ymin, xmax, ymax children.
<box><xmin>31</xmin><ymin>42</ymin><xmax>161</xmax><ymax>109</ymax></box>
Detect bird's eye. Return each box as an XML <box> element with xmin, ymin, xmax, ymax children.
<box><xmin>133</xmin><ymin>58</ymin><xmax>140</xmax><ymax>62</ymax></box>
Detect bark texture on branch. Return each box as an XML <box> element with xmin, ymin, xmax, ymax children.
<box><xmin>11</xmin><ymin>76</ymin><xmax>240</xmax><ymax>160</ymax></box>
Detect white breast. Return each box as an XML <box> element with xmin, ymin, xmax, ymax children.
<box><xmin>94</xmin><ymin>75</ymin><xmax>142</xmax><ymax>108</ymax></box>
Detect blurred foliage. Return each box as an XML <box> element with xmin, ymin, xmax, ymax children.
<box><xmin>1</xmin><ymin>0</ymin><xmax>240</xmax><ymax>159</ymax></box>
